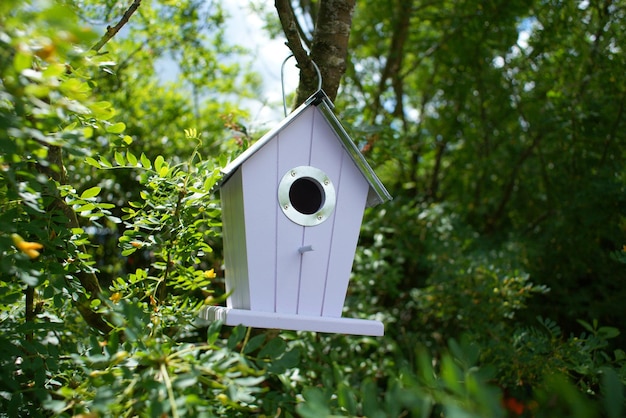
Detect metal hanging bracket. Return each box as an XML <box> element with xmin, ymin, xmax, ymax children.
<box><xmin>281</xmin><ymin>54</ymin><xmax>323</xmax><ymax>117</ymax></box>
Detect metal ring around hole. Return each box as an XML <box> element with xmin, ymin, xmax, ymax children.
<box><xmin>278</xmin><ymin>166</ymin><xmax>336</xmax><ymax>226</ymax></box>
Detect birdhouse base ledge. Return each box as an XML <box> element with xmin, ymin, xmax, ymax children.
<box><xmin>199</xmin><ymin>306</ymin><xmax>384</xmax><ymax>336</ymax></box>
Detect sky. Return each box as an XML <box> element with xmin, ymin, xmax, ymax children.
<box><xmin>153</xmin><ymin>1</ymin><xmax>299</xmax><ymax>128</ymax></box>
<box><xmin>223</xmin><ymin>1</ymin><xmax>299</xmax><ymax>125</ymax></box>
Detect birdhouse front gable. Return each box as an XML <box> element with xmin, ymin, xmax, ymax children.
<box><xmin>220</xmin><ymin>90</ymin><xmax>391</xmax><ymax>207</ymax></box>
<box><xmin>205</xmin><ymin>91</ymin><xmax>391</xmax><ymax>336</ymax></box>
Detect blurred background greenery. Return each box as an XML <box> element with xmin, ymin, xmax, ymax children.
<box><xmin>1</xmin><ymin>0</ymin><xmax>624</xmax><ymax>416</ymax></box>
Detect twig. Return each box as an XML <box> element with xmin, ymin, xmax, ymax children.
<box><xmin>160</xmin><ymin>362</ymin><xmax>180</xmax><ymax>418</ymax></box>
<box><xmin>25</xmin><ymin>286</ymin><xmax>35</xmax><ymax>342</ymax></box>
<box><xmin>240</xmin><ymin>327</ymin><xmax>253</xmax><ymax>355</ymax></box>
<box><xmin>91</xmin><ymin>0</ymin><xmax>142</xmax><ymax>52</ymax></box>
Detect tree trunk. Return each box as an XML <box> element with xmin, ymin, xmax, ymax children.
<box><xmin>276</xmin><ymin>0</ymin><xmax>356</xmax><ymax>107</ymax></box>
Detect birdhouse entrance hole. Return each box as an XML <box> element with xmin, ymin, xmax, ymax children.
<box><xmin>278</xmin><ymin>165</ymin><xmax>336</xmax><ymax>226</ymax></box>
<box><xmin>289</xmin><ymin>177</ymin><xmax>323</xmax><ymax>214</ymax></box>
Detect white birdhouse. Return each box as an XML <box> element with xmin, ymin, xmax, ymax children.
<box><xmin>201</xmin><ymin>91</ymin><xmax>391</xmax><ymax>336</ymax></box>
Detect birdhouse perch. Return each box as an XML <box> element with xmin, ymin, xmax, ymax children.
<box><xmin>200</xmin><ymin>90</ymin><xmax>391</xmax><ymax>336</ymax></box>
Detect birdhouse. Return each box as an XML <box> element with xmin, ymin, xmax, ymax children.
<box><xmin>201</xmin><ymin>90</ymin><xmax>391</xmax><ymax>336</ymax></box>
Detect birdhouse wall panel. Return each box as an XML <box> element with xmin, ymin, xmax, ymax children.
<box><xmin>307</xmin><ymin>108</ymin><xmax>348</xmax><ymax>174</ymax></box>
<box><xmin>296</xmin><ymin>108</ymin><xmax>348</xmax><ymax>316</ymax></box>
<box><xmin>220</xmin><ymin>169</ymin><xmax>250</xmax><ymax>310</ymax></box>
<box><xmin>275</xmin><ymin>108</ymin><xmax>315</xmax><ymax>313</ymax></box>
<box><xmin>274</xmin><ymin>226</ymin><xmax>305</xmax><ymax>314</ymax></box>
<box><xmin>240</xmin><ymin>139</ymin><xmax>279</xmax><ymax>313</ymax></box>
<box><xmin>322</xmin><ymin>153</ymin><xmax>370</xmax><ymax>317</ymax></box>
<box><xmin>297</xmin><ymin>217</ymin><xmax>335</xmax><ymax>315</ymax></box>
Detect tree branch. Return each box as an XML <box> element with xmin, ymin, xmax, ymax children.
<box><xmin>307</xmin><ymin>0</ymin><xmax>356</xmax><ymax>104</ymax></box>
<box><xmin>375</xmin><ymin>0</ymin><xmax>412</xmax><ymax>119</ymax></box>
<box><xmin>275</xmin><ymin>0</ymin><xmax>314</xmax><ymax>108</ymax></box>
<box><xmin>486</xmin><ymin>132</ymin><xmax>543</xmax><ymax>233</ymax></box>
<box><xmin>25</xmin><ymin>286</ymin><xmax>35</xmax><ymax>342</ymax></box>
<box><xmin>276</xmin><ymin>0</ymin><xmax>356</xmax><ymax>107</ymax></box>
<box><xmin>294</xmin><ymin>0</ymin><xmax>314</xmax><ymax>49</ymax></box>
<box><xmin>91</xmin><ymin>0</ymin><xmax>142</xmax><ymax>52</ymax></box>
<box><xmin>275</xmin><ymin>0</ymin><xmax>311</xmax><ymax>65</ymax></box>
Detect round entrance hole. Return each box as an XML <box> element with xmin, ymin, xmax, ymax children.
<box><xmin>278</xmin><ymin>166</ymin><xmax>336</xmax><ymax>226</ymax></box>
<box><xmin>289</xmin><ymin>177</ymin><xmax>324</xmax><ymax>215</ymax></box>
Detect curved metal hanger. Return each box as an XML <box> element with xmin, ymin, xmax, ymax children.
<box><xmin>281</xmin><ymin>54</ymin><xmax>322</xmax><ymax>117</ymax></box>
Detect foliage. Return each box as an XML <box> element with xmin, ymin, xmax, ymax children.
<box><xmin>340</xmin><ymin>0</ymin><xmax>626</xmax><ymax>336</ymax></box>
<box><xmin>0</xmin><ymin>1</ymin><xmax>275</xmax><ymax>415</ymax></box>
<box><xmin>1</xmin><ymin>0</ymin><xmax>625</xmax><ymax>417</ymax></box>
<box><xmin>47</xmin><ymin>313</ymin><xmax>302</xmax><ymax>417</ymax></box>
<box><xmin>298</xmin><ymin>337</ymin><xmax>506</xmax><ymax>418</ymax></box>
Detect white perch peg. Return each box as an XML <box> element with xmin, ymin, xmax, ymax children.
<box><xmin>298</xmin><ymin>245</ymin><xmax>314</xmax><ymax>254</ymax></box>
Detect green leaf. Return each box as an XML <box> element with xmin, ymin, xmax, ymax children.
<box><xmin>258</xmin><ymin>337</ymin><xmax>286</xmax><ymax>359</ymax></box>
<box><xmin>598</xmin><ymin>326</ymin><xmax>620</xmax><ymax>340</ymax></box>
<box><xmin>140</xmin><ymin>153</ymin><xmax>151</xmax><ymax>169</ymax></box>
<box><xmin>85</xmin><ymin>157</ymin><xmax>101</xmax><ymax>168</ymax></box>
<box><xmin>337</xmin><ymin>382</ymin><xmax>357</xmax><ymax>416</ymax></box>
<box><xmin>206</xmin><ymin>320</ymin><xmax>223</xmax><ymax>345</ymax></box>
<box><xmin>601</xmin><ymin>367</ymin><xmax>624</xmax><ymax>418</ymax></box>
<box><xmin>361</xmin><ymin>378</ymin><xmax>382</xmax><ymax>417</ymax></box>
<box><xmin>90</xmin><ymin>101</ymin><xmax>115</xmax><ymax>120</ymax></box>
<box><xmin>18</xmin><ymin>271</ymin><xmax>40</xmax><ymax>287</ymax></box>
<box><xmin>24</xmin><ymin>83</ymin><xmax>50</xmax><ymax>98</ymax></box>
<box><xmin>83</xmin><ymin>126</ymin><xmax>94</xmax><ymax>138</ymax></box>
<box><xmin>234</xmin><ymin>376</ymin><xmax>265</xmax><ymax>387</ymax></box>
<box><xmin>114</xmin><ymin>151</ymin><xmax>125</xmax><ymax>166</ymax></box>
<box><xmin>99</xmin><ymin>156</ymin><xmax>112</xmax><ymax>168</ymax></box>
<box><xmin>242</xmin><ymin>334</ymin><xmax>266</xmax><ymax>354</ymax></box>
<box><xmin>81</xmin><ymin>186</ymin><xmax>101</xmax><ymax>199</ymax></box>
<box><xmin>14</xmin><ymin>51</ymin><xmax>32</xmax><ymax>72</ymax></box>
<box><xmin>227</xmin><ymin>325</ymin><xmax>247</xmax><ymax>350</ymax></box>
<box><xmin>298</xmin><ymin>387</ymin><xmax>332</xmax><ymax>418</ymax></box>
<box><xmin>268</xmin><ymin>348</ymin><xmax>300</xmax><ymax>373</ymax></box>
<box><xmin>60</xmin><ymin>78</ymin><xmax>91</xmax><ymax>101</ymax></box>
<box><xmin>76</xmin><ymin>203</ymin><xmax>96</xmax><ymax>212</ymax></box>
<box><xmin>154</xmin><ymin>155</ymin><xmax>165</xmax><ymax>172</ymax></box>
<box><xmin>106</xmin><ymin>122</ymin><xmax>126</xmax><ymax>134</ymax></box>
<box><xmin>126</xmin><ymin>151</ymin><xmax>138</xmax><ymax>166</ymax></box>
<box><xmin>43</xmin><ymin>63</ymin><xmax>66</xmax><ymax>78</ymax></box>
<box><xmin>96</xmin><ymin>203</ymin><xmax>115</xmax><ymax>209</ymax></box>
<box><xmin>173</xmin><ymin>373</ymin><xmax>198</xmax><ymax>390</ymax></box>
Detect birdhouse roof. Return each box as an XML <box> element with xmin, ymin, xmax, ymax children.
<box><xmin>220</xmin><ymin>90</ymin><xmax>391</xmax><ymax>207</ymax></box>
